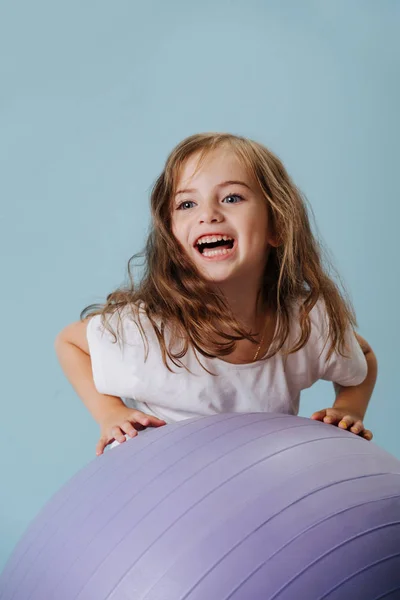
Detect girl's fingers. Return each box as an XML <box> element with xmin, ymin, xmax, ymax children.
<box><xmin>96</xmin><ymin>436</ymin><xmax>111</xmax><ymax>456</ymax></box>
<box><xmin>122</xmin><ymin>421</ymin><xmax>138</xmax><ymax>438</ymax></box>
<box><xmin>350</xmin><ymin>420</ymin><xmax>364</xmax><ymax>434</ymax></box>
<box><xmin>337</xmin><ymin>415</ymin><xmax>355</xmax><ymax>429</ymax></box>
<box><xmin>111</xmin><ymin>426</ymin><xmax>126</xmax><ymax>444</ymax></box>
<box><xmin>363</xmin><ymin>429</ymin><xmax>373</xmax><ymax>441</ymax></box>
<box><xmin>131</xmin><ymin>411</ymin><xmax>151</xmax><ymax>427</ymax></box>
<box><xmin>132</xmin><ymin>411</ymin><xmax>166</xmax><ymax>428</ymax></box>
<box><xmin>311</xmin><ymin>410</ymin><xmax>327</xmax><ymax>421</ymax></box>
<box><xmin>323</xmin><ymin>413</ymin><xmax>341</xmax><ymax>425</ymax></box>
<box><xmin>146</xmin><ymin>416</ymin><xmax>167</xmax><ymax>427</ymax></box>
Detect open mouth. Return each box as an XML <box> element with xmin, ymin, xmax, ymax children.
<box><xmin>195</xmin><ymin>235</ymin><xmax>235</xmax><ymax>258</ymax></box>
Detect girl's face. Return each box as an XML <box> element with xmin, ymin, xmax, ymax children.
<box><xmin>171</xmin><ymin>147</ymin><xmax>276</xmax><ymax>287</ymax></box>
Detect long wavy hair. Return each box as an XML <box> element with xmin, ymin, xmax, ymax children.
<box><xmin>81</xmin><ymin>132</ymin><xmax>357</xmax><ymax>371</ymax></box>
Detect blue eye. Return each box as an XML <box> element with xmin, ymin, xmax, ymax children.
<box><xmin>176</xmin><ymin>193</ymin><xmax>244</xmax><ymax>210</ymax></box>
<box><xmin>177</xmin><ymin>201</ymin><xmax>196</xmax><ymax>210</ymax></box>
<box><xmin>223</xmin><ymin>194</ymin><xmax>244</xmax><ymax>204</ymax></box>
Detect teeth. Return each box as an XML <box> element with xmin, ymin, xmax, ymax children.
<box><xmin>196</xmin><ymin>235</ymin><xmax>233</xmax><ymax>245</ymax></box>
<box><xmin>202</xmin><ymin>248</ymin><xmax>232</xmax><ymax>257</ymax></box>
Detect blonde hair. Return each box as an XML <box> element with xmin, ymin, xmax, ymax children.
<box><xmin>82</xmin><ymin>132</ymin><xmax>357</xmax><ymax>370</ymax></box>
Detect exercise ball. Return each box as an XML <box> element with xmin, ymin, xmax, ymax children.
<box><xmin>1</xmin><ymin>413</ymin><xmax>400</xmax><ymax>600</ymax></box>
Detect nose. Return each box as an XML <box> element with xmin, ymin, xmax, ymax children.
<box><xmin>198</xmin><ymin>202</ymin><xmax>223</xmax><ymax>224</ymax></box>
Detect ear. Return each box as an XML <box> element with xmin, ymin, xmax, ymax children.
<box><xmin>268</xmin><ymin>231</ymin><xmax>282</xmax><ymax>248</ymax></box>
<box><xmin>266</xmin><ymin>218</ymin><xmax>282</xmax><ymax>248</ymax></box>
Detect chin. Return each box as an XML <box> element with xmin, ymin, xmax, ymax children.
<box><xmin>199</xmin><ymin>267</ymin><xmax>237</xmax><ymax>285</ymax></box>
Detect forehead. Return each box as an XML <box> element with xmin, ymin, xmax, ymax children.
<box><xmin>176</xmin><ymin>147</ymin><xmax>252</xmax><ymax>189</ymax></box>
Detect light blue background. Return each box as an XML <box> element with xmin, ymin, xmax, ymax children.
<box><xmin>1</xmin><ymin>0</ymin><xmax>399</xmax><ymax>573</ymax></box>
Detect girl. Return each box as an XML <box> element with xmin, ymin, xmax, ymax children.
<box><xmin>55</xmin><ymin>132</ymin><xmax>377</xmax><ymax>456</ymax></box>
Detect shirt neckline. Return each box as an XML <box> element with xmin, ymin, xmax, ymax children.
<box><xmin>207</xmin><ymin>309</ymin><xmax>281</xmax><ymax>371</ymax></box>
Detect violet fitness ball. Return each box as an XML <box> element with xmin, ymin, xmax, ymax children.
<box><xmin>1</xmin><ymin>413</ymin><xmax>400</xmax><ymax>599</ymax></box>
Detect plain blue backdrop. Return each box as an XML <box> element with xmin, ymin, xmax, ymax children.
<box><xmin>1</xmin><ymin>0</ymin><xmax>399</xmax><ymax>573</ymax></box>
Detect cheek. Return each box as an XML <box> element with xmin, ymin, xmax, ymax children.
<box><xmin>171</xmin><ymin>221</ymin><xmax>190</xmax><ymax>253</ymax></box>
<box><xmin>172</xmin><ymin>214</ymin><xmax>192</xmax><ymax>241</ymax></box>
<box><xmin>171</xmin><ymin>225</ymin><xmax>184</xmax><ymax>245</ymax></box>
<box><xmin>244</xmin><ymin>212</ymin><xmax>267</xmax><ymax>239</ymax></box>
<box><xmin>242</xmin><ymin>215</ymin><xmax>269</xmax><ymax>254</ymax></box>
<box><xmin>170</xmin><ymin>217</ymin><xmax>180</xmax><ymax>241</ymax></box>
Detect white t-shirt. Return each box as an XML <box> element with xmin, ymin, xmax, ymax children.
<box><xmin>86</xmin><ymin>299</ymin><xmax>368</xmax><ymax>424</ymax></box>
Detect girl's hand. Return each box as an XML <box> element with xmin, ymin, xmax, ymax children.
<box><xmin>310</xmin><ymin>408</ymin><xmax>373</xmax><ymax>441</ymax></box>
<box><xmin>96</xmin><ymin>406</ymin><xmax>166</xmax><ymax>455</ymax></box>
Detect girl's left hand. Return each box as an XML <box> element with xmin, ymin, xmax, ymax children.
<box><xmin>311</xmin><ymin>408</ymin><xmax>373</xmax><ymax>441</ymax></box>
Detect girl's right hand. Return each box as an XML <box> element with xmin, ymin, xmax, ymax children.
<box><xmin>96</xmin><ymin>406</ymin><xmax>166</xmax><ymax>455</ymax></box>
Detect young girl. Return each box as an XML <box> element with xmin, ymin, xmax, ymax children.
<box><xmin>55</xmin><ymin>132</ymin><xmax>377</xmax><ymax>456</ymax></box>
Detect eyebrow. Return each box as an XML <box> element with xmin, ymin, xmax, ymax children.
<box><xmin>175</xmin><ymin>180</ymin><xmax>252</xmax><ymax>196</ymax></box>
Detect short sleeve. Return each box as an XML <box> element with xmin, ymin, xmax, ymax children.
<box><xmin>86</xmin><ymin>310</ymin><xmax>145</xmax><ymax>398</ymax></box>
<box><xmin>311</xmin><ymin>300</ymin><xmax>368</xmax><ymax>387</ymax></box>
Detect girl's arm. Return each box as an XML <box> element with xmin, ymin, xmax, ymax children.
<box><xmin>55</xmin><ymin>320</ymin><xmax>126</xmax><ymax>424</ymax></box>
<box><xmin>332</xmin><ymin>333</ymin><xmax>378</xmax><ymax>420</ymax></box>
<box><xmin>311</xmin><ymin>333</ymin><xmax>377</xmax><ymax>440</ymax></box>
<box><xmin>55</xmin><ymin>320</ymin><xmax>166</xmax><ymax>454</ymax></box>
